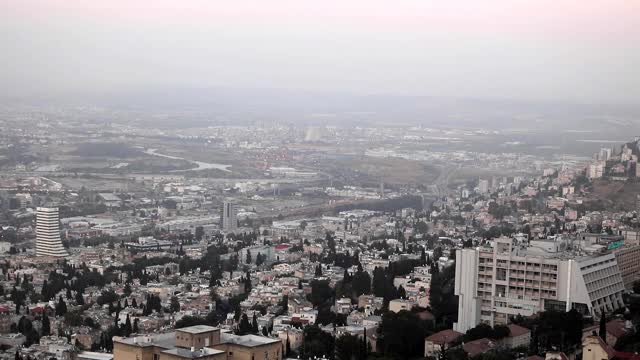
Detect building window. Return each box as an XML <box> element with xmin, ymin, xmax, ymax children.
<box><xmin>153</xmin><ymin>354</ymin><xmax>159</xmax><ymax>360</ymax></box>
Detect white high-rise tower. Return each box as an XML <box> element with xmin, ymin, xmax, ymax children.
<box><xmin>36</xmin><ymin>207</ymin><xmax>68</xmax><ymax>257</ymax></box>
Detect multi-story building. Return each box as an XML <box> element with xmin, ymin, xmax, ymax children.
<box><xmin>612</xmin><ymin>245</ymin><xmax>640</xmax><ymax>290</ymax></box>
<box><xmin>478</xmin><ymin>179</ymin><xmax>490</xmax><ymax>194</ymax></box>
<box><xmin>587</xmin><ymin>161</ymin><xmax>604</xmax><ymax>179</ymax></box>
<box><xmin>599</xmin><ymin>148</ymin><xmax>612</xmax><ymax>161</ymax></box>
<box><xmin>113</xmin><ymin>325</ymin><xmax>282</xmax><ymax>360</ymax></box>
<box><xmin>424</xmin><ymin>329</ymin><xmax>463</xmax><ymax>358</ymax></box>
<box><xmin>454</xmin><ymin>237</ymin><xmax>626</xmax><ymax>332</ymax></box>
<box><xmin>618</xmin><ymin>228</ymin><xmax>640</xmax><ymax>246</ymax></box>
<box><xmin>221</xmin><ymin>202</ymin><xmax>238</xmax><ymax>232</ymax></box>
<box><xmin>36</xmin><ymin>207</ymin><xmax>68</xmax><ymax>257</ymax></box>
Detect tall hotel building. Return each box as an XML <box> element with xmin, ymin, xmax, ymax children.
<box><xmin>36</xmin><ymin>207</ymin><xmax>69</xmax><ymax>257</ymax></box>
<box><xmin>454</xmin><ymin>237</ymin><xmax>625</xmax><ymax>333</ymax></box>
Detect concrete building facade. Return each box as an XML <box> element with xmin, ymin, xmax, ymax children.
<box><xmin>453</xmin><ymin>237</ymin><xmax>626</xmax><ymax>332</ymax></box>
<box><xmin>113</xmin><ymin>325</ymin><xmax>282</xmax><ymax>360</ymax></box>
<box><xmin>221</xmin><ymin>202</ymin><xmax>238</xmax><ymax>232</ymax></box>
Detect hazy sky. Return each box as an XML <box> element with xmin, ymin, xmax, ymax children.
<box><xmin>2</xmin><ymin>0</ymin><xmax>639</xmax><ymax>105</ymax></box>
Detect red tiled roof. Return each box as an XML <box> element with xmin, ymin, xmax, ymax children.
<box><xmin>584</xmin><ymin>319</ymin><xmax>629</xmax><ymax>341</ymax></box>
<box><xmin>614</xmin><ymin>352</ymin><xmax>640</xmax><ymax>360</ymax></box>
<box><xmin>606</xmin><ymin>319</ymin><xmax>628</xmax><ymax>339</ymax></box>
<box><xmin>416</xmin><ymin>310</ymin><xmax>435</xmax><ymax>321</ymax></box>
<box><xmin>463</xmin><ymin>338</ymin><xmax>495</xmax><ymax>357</ymax></box>
<box><xmin>507</xmin><ymin>324</ymin><xmax>531</xmax><ymax>337</ymax></box>
<box><xmin>425</xmin><ymin>329</ymin><xmax>463</xmax><ymax>345</ymax></box>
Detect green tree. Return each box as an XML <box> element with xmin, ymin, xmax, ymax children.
<box><xmin>599</xmin><ymin>314</ymin><xmax>607</xmax><ymax>343</ymax></box>
<box><xmin>352</xmin><ymin>270</ymin><xmax>371</xmax><ymax>297</ymax></box>
<box><xmin>169</xmin><ymin>296</ymin><xmax>180</xmax><ymax>313</ymax></box>
<box><xmin>415</xmin><ymin>221</ymin><xmax>429</xmax><ymax>234</ymax></box>
<box><xmin>303</xmin><ymin>325</ymin><xmax>335</xmax><ymax>360</ymax></box>
<box><xmin>335</xmin><ymin>333</ymin><xmax>359</xmax><ymax>360</ymax></box>
<box><xmin>251</xmin><ymin>313</ymin><xmax>259</xmax><ymax>334</ymax></box>
<box><xmin>195</xmin><ymin>226</ymin><xmax>204</xmax><ymax>241</ymax></box>
<box><xmin>41</xmin><ymin>313</ymin><xmax>50</xmax><ymax>336</ymax></box>
<box><xmin>378</xmin><ymin>310</ymin><xmax>433</xmax><ymax>358</ymax></box>
<box><xmin>75</xmin><ymin>291</ymin><xmax>85</xmax><ymax>305</ymax></box>
<box><xmin>55</xmin><ymin>296</ymin><xmax>67</xmax><ymax>317</ymax></box>
<box><xmin>238</xmin><ymin>314</ymin><xmax>251</xmax><ymax>335</ymax></box>
<box><xmin>255</xmin><ymin>252</ymin><xmax>264</xmax><ymax>266</ymax></box>
<box><xmin>124</xmin><ymin>314</ymin><xmax>132</xmax><ymax>337</ymax></box>
<box><xmin>309</xmin><ymin>280</ymin><xmax>333</xmax><ymax>307</ymax></box>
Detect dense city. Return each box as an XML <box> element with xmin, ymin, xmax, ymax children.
<box><xmin>3</xmin><ymin>1</ymin><xmax>640</xmax><ymax>360</ymax></box>
<box><xmin>0</xmin><ymin>116</ymin><xmax>640</xmax><ymax>360</ymax></box>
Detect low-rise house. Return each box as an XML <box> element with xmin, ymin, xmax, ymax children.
<box><xmin>581</xmin><ymin>335</ymin><xmax>640</xmax><ymax>360</ymax></box>
<box><xmin>357</xmin><ymin>295</ymin><xmax>383</xmax><ymax>316</ymax></box>
<box><xmin>424</xmin><ymin>329</ymin><xmax>463</xmax><ymax>358</ymax></box>
<box><xmin>388</xmin><ymin>299</ymin><xmax>415</xmax><ymax>313</ymax></box>
<box><xmin>463</xmin><ymin>338</ymin><xmax>496</xmax><ymax>358</ymax></box>
<box><xmin>278</xmin><ymin>328</ymin><xmax>303</xmax><ymax>351</ymax></box>
<box><xmin>582</xmin><ymin>319</ymin><xmax>629</xmax><ymax>347</ymax></box>
<box><xmin>500</xmin><ymin>324</ymin><xmax>531</xmax><ymax>349</ymax></box>
<box><xmin>335</xmin><ymin>298</ymin><xmax>352</xmax><ymax>315</ymax></box>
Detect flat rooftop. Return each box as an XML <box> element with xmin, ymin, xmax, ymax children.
<box><xmin>161</xmin><ymin>348</ymin><xmax>224</xmax><ymax>359</ymax></box>
<box><xmin>176</xmin><ymin>325</ymin><xmax>219</xmax><ymax>334</ymax></box>
<box><xmin>115</xmin><ymin>332</ymin><xmax>176</xmax><ymax>349</ymax></box>
<box><xmin>220</xmin><ymin>333</ymin><xmax>280</xmax><ymax>347</ymax></box>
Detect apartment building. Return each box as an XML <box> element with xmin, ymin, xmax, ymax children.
<box><xmin>612</xmin><ymin>245</ymin><xmax>640</xmax><ymax>290</ymax></box>
<box><xmin>454</xmin><ymin>237</ymin><xmax>626</xmax><ymax>332</ymax></box>
<box><xmin>587</xmin><ymin>161</ymin><xmax>604</xmax><ymax>179</ymax></box>
<box><xmin>113</xmin><ymin>325</ymin><xmax>282</xmax><ymax>360</ymax></box>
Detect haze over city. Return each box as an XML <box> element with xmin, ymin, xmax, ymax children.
<box><xmin>2</xmin><ymin>0</ymin><xmax>640</xmax><ymax>105</ymax></box>
<box><xmin>0</xmin><ymin>2</ymin><xmax>640</xmax><ymax>360</ymax></box>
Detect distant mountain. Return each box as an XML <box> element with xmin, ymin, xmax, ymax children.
<box><xmin>4</xmin><ymin>87</ymin><xmax>640</xmax><ymax>131</ymax></box>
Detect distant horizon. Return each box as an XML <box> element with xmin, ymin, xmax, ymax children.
<box><xmin>3</xmin><ymin>85</ymin><xmax>640</xmax><ymax>110</ymax></box>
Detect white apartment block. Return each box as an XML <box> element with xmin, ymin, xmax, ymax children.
<box><xmin>587</xmin><ymin>161</ymin><xmax>604</xmax><ymax>179</ymax></box>
<box><xmin>478</xmin><ymin>179</ymin><xmax>490</xmax><ymax>194</ymax></box>
<box><xmin>454</xmin><ymin>237</ymin><xmax>625</xmax><ymax>333</ymax></box>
